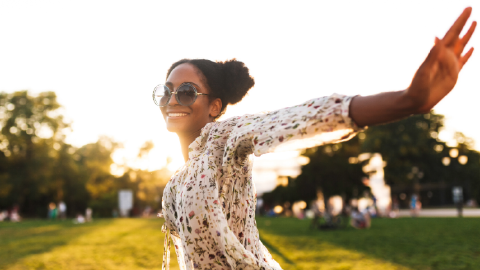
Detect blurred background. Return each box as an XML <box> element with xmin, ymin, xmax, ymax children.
<box><xmin>1</xmin><ymin>1</ymin><xmax>479</xmax><ymax>269</ymax></box>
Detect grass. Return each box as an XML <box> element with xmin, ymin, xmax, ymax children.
<box><xmin>257</xmin><ymin>218</ymin><xmax>480</xmax><ymax>270</ymax></box>
<box><xmin>0</xmin><ymin>217</ymin><xmax>479</xmax><ymax>270</ymax></box>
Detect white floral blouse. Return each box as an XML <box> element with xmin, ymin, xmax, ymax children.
<box><xmin>161</xmin><ymin>94</ymin><xmax>362</xmax><ymax>270</ymax></box>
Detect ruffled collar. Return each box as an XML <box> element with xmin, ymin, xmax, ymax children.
<box><xmin>187</xmin><ymin>122</ymin><xmax>215</xmax><ymax>160</ymax></box>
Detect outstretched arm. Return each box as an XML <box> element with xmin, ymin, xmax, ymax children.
<box><xmin>350</xmin><ymin>7</ymin><xmax>476</xmax><ymax>128</ymax></box>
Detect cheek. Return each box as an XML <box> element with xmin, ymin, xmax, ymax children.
<box><xmin>160</xmin><ymin>107</ymin><xmax>167</xmax><ymax>120</ymax></box>
<box><xmin>195</xmin><ymin>101</ymin><xmax>212</xmax><ymax>119</ymax></box>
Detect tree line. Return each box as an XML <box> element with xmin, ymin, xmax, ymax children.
<box><xmin>263</xmin><ymin>111</ymin><xmax>480</xmax><ymax>209</ymax></box>
<box><xmin>2</xmin><ymin>90</ymin><xmax>479</xmax><ymax>217</ymax></box>
<box><xmin>0</xmin><ymin>91</ymin><xmax>171</xmax><ymax>217</ymax></box>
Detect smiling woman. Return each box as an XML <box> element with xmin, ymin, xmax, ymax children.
<box><xmin>154</xmin><ymin>7</ymin><xmax>476</xmax><ymax>270</ymax></box>
<box><xmin>157</xmin><ymin>59</ymin><xmax>255</xmax><ymax>162</ymax></box>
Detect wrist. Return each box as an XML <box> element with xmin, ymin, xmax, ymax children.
<box><xmin>400</xmin><ymin>88</ymin><xmax>429</xmax><ymax>115</ymax></box>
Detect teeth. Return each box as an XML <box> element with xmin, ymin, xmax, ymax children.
<box><xmin>168</xmin><ymin>113</ymin><xmax>188</xmax><ymax>117</ymax></box>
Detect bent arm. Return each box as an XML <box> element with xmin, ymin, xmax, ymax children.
<box><xmin>349</xmin><ymin>89</ymin><xmax>419</xmax><ymax>128</ymax></box>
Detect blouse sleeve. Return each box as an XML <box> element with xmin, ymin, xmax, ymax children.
<box><xmin>222</xmin><ymin>94</ymin><xmax>363</xmax><ymax>169</ymax></box>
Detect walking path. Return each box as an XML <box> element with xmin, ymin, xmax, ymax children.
<box><xmin>397</xmin><ymin>208</ymin><xmax>480</xmax><ymax>217</ymax></box>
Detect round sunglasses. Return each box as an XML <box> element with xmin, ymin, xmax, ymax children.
<box><xmin>152</xmin><ymin>83</ymin><xmax>209</xmax><ymax>107</ymax></box>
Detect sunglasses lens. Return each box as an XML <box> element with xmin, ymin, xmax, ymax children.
<box><xmin>154</xmin><ymin>85</ymin><xmax>171</xmax><ymax>106</ymax></box>
<box><xmin>177</xmin><ymin>84</ymin><xmax>196</xmax><ymax>106</ymax></box>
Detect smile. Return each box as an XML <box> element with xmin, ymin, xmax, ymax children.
<box><xmin>167</xmin><ymin>113</ymin><xmax>189</xmax><ymax>117</ymax></box>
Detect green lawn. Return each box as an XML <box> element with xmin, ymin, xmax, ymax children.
<box><xmin>1</xmin><ymin>217</ymin><xmax>479</xmax><ymax>270</ymax></box>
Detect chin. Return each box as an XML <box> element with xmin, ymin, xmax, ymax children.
<box><xmin>165</xmin><ymin>121</ymin><xmax>189</xmax><ymax>134</ymax></box>
<box><xmin>165</xmin><ymin>123</ymin><xmax>181</xmax><ymax>133</ymax></box>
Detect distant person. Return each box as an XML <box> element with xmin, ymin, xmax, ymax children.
<box><xmin>292</xmin><ymin>202</ymin><xmax>305</xmax><ymax>219</ymax></box>
<box><xmin>350</xmin><ymin>207</ymin><xmax>371</xmax><ymax>229</ymax></box>
<box><xmin>310</xmin><ymin>199</ymin><xmax>323</xmax><ymax>229</ymax></box>
<box><xmin>58</xmin><ymin>201</ymin><xmax>67</xmax><ymax>220</ymax></box>
<box><xmin>48</xmin><ymin>202</ymin><xmax>57</xmax><ymax>220</ymax></box>
<box><xmin>256</xmin><ymin>198</ymin><xmax>264</xmax><ymax>216</ymax></box>
<box><xmin>10</xmin><ymin>205</ymin><xmax>21</xmax><ymax>222</ymax></box>
<box><xmin>389</xmin><ymin>196</ymin><xmax>400</xmax><ymax>218</ymax></box>
<box><xmin>112</xmin><ymin>209</ymin><xmax>119</xmax><ymax>218</ymax></box>
<box><xmin>466</xmin><ymin>199</ymin><xmax>478</xmax><ymax>208</ymax></box>
<box><xmin>74</xmin><ymin>213</ymin><xmax>85</xmax><ymax>224</ymax></box>
<box><xmin>0</xmin><ymin>210</ymin><xmax>7</xmax><ymax>221</ymax></box>
<box><xmin>283</xmin><ymin>201</ymin><xmax>292</xmax><ymax>217</ymax></box>
<box><xmin>143</xmin><ymin>206</ymin><xmax>152</xmax><ymax>218</ymax></box>
<box><xmin>371</xmin><ymin>195</ymin><xmax>378</xmax><ymax>217</ymax></box>
<box><xmin>410</xmin><ymin>194</ymin><xmax>418</xmax><ymax>217</ymax></box>
<box><xmin>85</xmin><ymin>207</ymin><xmax>92</xmax><ymax>222</ymax></box>
<box><xmin>155</xmin><ymin>8</ymin><xmax>476</xmax><ymax>269</ymax></box>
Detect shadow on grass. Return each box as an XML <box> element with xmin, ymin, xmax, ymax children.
<box><xmin>257</xmin><ymin>217</ymin><xmax>480</xmax><ymax>270</ymax></box>
<box><xmin>260</xmin><ymin>236</ymin><xmax>296</xmax><ymax>266</ymax></box>
<box><xmin>0</xmin><ymin>219</ymin><xmax>114</xmax><ymax>268</ymax></box>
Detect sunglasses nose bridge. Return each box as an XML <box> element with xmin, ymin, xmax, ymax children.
<box><xmin>166</xmin><ymin>91</ymin><xmax>181</xmax><ymax>106</ymax></box>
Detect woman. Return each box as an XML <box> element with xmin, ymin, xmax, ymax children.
<box><xmin>155</xmin><ymin>8</ymin><xmax>475</xmax><ymax>270</ymax></box>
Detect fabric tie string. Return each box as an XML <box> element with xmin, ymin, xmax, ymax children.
<box><xmin>161</xmin><ymin>223</ymin><xmax>171</xmax><ymax>270</ymax></box>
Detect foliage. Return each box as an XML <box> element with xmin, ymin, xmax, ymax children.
<box><xmin>264</xmin><ymin>111</ymin><xmax>480</xmax><ymax>208</ymax></box>
<box><xmin>263</xmin><ymin>136</ymin><xmax>369</xmax><ymax>207</ymax></box>
<box><xmin>361</xmin><ymin>112</ymin><xmax>446</xmax><ymax>186</ymax></box>
<box><xmin>2</xmin><ymin>90</ymin><xmax>480</xmax><ymax>216</ymax></box>
<box><xmin>362</xmin><ymin>112</ymin><xmax>480</xmax><ymax>206</ymax></box>
<box><xmin>0</xmin><ymin>91</ymin><xmax>171</xmax><ymax>217</ymax></box>
<box><xmin>0</xmin><ymin>91</ymin><xmax>72</xmax><ymax>216</ymax></box>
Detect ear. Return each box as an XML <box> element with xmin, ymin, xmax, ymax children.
<box><xmin>209</xmin><ymin>98</ymin><xmax>222</xmax><ymax>118</ymax></box>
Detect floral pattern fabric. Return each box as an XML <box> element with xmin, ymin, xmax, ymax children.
<box><xmin>162</xmin><ymin>94</ymin><xmax>362</xmax><ymax>270</ymax></box>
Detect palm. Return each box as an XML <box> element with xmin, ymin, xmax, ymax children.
<box><xmin>408</xmin><ymin>7</ymin><xmax>476</xmax><ymax>114</ymax></box>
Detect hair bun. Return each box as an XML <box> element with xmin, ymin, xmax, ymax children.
<box><xmin>217</xmin><ymin>59</ymin><xmax>255</xmax><ymax>105</ymax></box>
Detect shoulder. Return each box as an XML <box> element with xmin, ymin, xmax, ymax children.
<box><xmin>209</xmin><ymin>114</ymin><xmax>259</xmax><ymax>136</ymax></box>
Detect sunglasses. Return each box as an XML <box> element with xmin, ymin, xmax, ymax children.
<box><xmin>152</xmin><ymin>83</ymin><xmax>210</xmax><ymax>107</ymax></box>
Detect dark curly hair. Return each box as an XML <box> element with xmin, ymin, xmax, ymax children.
<box><xmin>166</xmin><ymin>58</ymin><xmax>255</xmax><ymax>119</ymax></box>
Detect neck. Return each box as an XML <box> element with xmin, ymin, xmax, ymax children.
<box><xmin>177</xmin><ymin>129</ymin><xmax>203</xmax><ymax>162</ymax></box>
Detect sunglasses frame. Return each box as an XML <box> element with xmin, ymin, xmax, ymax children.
<box><xmin>152</xmin><ymin>82</ymin><xmax>209</xmax><ymax>107</ymax></box>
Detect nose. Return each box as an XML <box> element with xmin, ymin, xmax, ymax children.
<box><xmin>166</xmin><ymin>91</ymin><xmax>180</xmax><ymax>106</ymax></box>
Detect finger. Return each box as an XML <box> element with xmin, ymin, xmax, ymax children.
<box><xmin>454</xmin><ymin>21</ymin><xmax>477</xmax><ymax>57</ymax></box>
<box><xmin>443</xmin><ymin>7</ymin><xmax>473</xmax><ymax>47</ymax></box>
<box><xmin>459</xmin><ymin>47</ymin><xmax>474</xmax><ymax>70</ymax></box>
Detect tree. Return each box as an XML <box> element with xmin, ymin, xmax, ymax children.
<box><xmin>361</xmin><ymin>112</ymin><xmax>480</xmax><ymax>207</ymax></box>
<box><xmin>263</xmin><ymin>111</ymin><xmax>480</xmax><ymax>209</ymax></box>
<box><xmin>0</xmin><ymin>91</ymin><xmax>174</xmax><ymax>217</ymax></box>
<box><xmin>0</xmin><ymin>91</ymin><xmax>72</xmax><ymax>216</ymax></box>
<box><xmin>72</xmin><ymin>136</ymin><xmax>120</xmax><ymax>217</ymax></box>
<box><xmin>263</xmin><ymin>136</ymin><xmax>368</xmax><ymax>208</ymax></box>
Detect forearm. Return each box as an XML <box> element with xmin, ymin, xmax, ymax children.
<box><xmin>349</xmin><ymin>89</ymin><xmax>421</xmax><ymax>128</ymax></box>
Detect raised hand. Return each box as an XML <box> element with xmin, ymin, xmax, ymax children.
<box><xmin>406</xmin><ymin>7</ymin><xmax>476</xmax><ymax>114</ymax></box>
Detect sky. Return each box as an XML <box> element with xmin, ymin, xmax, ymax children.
<box><xmin>0</xmin><ymin>1</ymin><xmax>478</xmax><ymax>175</ymax></box>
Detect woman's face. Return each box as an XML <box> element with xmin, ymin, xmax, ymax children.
<box><xmin>160</xmin><ymin>63</ymin><xmax>221</xmax><ymax>135</ymax></box>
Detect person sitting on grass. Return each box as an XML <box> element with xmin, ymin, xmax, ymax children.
<box><xmin>350</xmin><ymin>206</ymin><xmax>371</xmax><ymax>229</ymax></box>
